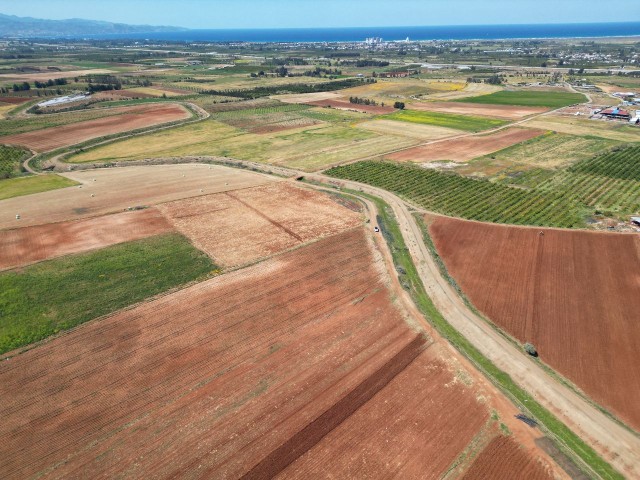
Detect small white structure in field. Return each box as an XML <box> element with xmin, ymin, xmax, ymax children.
<box><xmin>16</xmin><ymin>214</ymin><xmax>20</xmax><ymax>220</ymax></box>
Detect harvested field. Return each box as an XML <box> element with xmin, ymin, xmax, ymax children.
<box><xmin>524</xmin><ymin>114</ymin><xmax>640</xmax><ymax>142</ymax></box>
<box><xmin>305</xmin><ymin>99</ymin><xmax>395</xmax><ymax>114</ymax></box>
<box><xmin>389</xmin><ymin>128</ymin><xmax>544</xmax><ymax>163</ymax></box>
<box><xmin>426</xmin><ymin>82</ymin><xmax>502</xmax><ymax>101</ymax></box>
<box><xmin>0</xmin><ymin>103</ymin><xmax>190</xmax><ymax>152</ymax></box>
<box><xmin>0</xmin><ymin>164</ymin><xmax>274</xmax><ymax>229</ymax></box>
<box><xmin>0</xmin><ymin>69</ymin><xmax>114</xmax><ymax>82</ymax></box>
<box><xmin>0</xmin><ymin>208</ymin><xmax>172</xmax><ymax>270</ymax></box>
<box><xmin>94</xmin><ymin>89</ymin><xmax>156</xmax><ymax>99</ymax></box>
<box><xmin>157</xmin><ymin>182</ymin><xmax>361</xmax><ymax>267</ymax></box>
<box><xmin>409</xmin><ymin>101</ymin><xmax>548</xmax><ymax>120</ymax></box>
<box><xmin>0</xmin><ymin>227</ymin><xmax>556</xmax><ymax>479</ymax></box>
<box><xmin>274</xmin><ymin>91</ymin><xmax>342</xmax><ymax>103</ymax></box>
<box><xmin>357</xmin><ymin>119</ymin><xmax>460</xmax><ymax>140</ymax></box>
<box><xmin>428</xmin><ymin>216</ymin><xmax>640</xmax><ymax>430</ymax></box>
<box><xmin>462</xmin><ymin>436</ymin><xmax>554</xmax><ymax>480</ymax></box>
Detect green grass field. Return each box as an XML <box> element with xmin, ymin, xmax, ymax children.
<box><xmin>457</xmin><ymin>90</ymin><xmax>587</xmax><ymax>108</ymax></box>
<box><xmin>569</xmin><ymin>144</ymin><xmax>640</xmax><ymax>182</ymax></box>
<box><xmin>0</xmin><ymin>233</ymin><xmax>215</xmax><ymax>355</ymax></box>
<box><xmin>385</xmin><ymin>109</ymin><xmax>507</xmax><ymax>132</ymax></box>
<box><xmin>0</xmin><ymin>174</ymin><xmax>78</xmax><ymax>200</ymax></box>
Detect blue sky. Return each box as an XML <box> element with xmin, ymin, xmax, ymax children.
<box><xmin>2</xmin><ymin>0</ymin><xmax>639</xmax><ymax>29</ymax></box>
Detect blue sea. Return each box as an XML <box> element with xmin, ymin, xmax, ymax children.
<box><xmin>84</xmin><ymin>22</ymin><xmax>640</xmax><ymax>43</ymax></box>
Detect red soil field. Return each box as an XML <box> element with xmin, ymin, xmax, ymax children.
<box><xmin>306</xmin><ymin>99</ymin><xmax>395</xmax><ymax>114</ymax></box>
<box><xmin>0</xmin><ymin>208</ymin><xmax>172</xmax><ymax>271</ymax></box>
<box><xmin>0</xmin><ymin>97</ymin><xmax>32</xmax><ymax>105</ymax></box>
<box><xmin>0</xmin><ymin>103</ymin><xmax>190</xmax><ymax>152</ymax></box>
<box><xmin>157</xmin><ymin>182</ymin><xmax>362</xmax><ymax>267</ymax></box>
<box><xmin>409</xmin><ymin>101</ymin><xmax>548</xmax><ymax>120</ymax></box>
<box><xmin>0</xmin><ymin>229</ymin><xmax>494</xmax><ymax>479</ymax></box>
<box><xmin>428</xmin><ymin>216</ymin><xmax>640</xmax><ymax>430</ymax></box>
<box><xmin>389</xmin><ymin>128</ymin><xmax>543</xmax><ymax>162</ymax></box>
<box><xmin>462</xmin><ymin>436</ymin><xmax>554</xmax><ymax>480</ymax></box>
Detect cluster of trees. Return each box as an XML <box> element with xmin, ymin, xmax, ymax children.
<box><xmin>466</xmin><ymin>75</ymin><xmax>503</xmax><ymax>85</ymax></box>
<box><xmin>12</xmin><ymin>82</ymin><xmax>31</xmax><ymax>91</ymax></box>
<box><xmin>202</xmin><ymin>78</ymin><xmax>373</xmax><ymax>100</ymax></box>
<box><xmin>34</xmin><ymin>78</ymin><xmax>67</xmax><ymax>88</ymax></box>
<box><xmin>88</xmin><ymin>83</ymin><xmax>122</xmax><ymax>93</ymax></box>
<box><xmin>349</xmin><ymin>96</ymin><xmax>380</xmax><ymax>106</ymax></box>
<box><xmin>393</xmin><ymin>101</ymin><xmax>405</xmax><ymax>109</ymax></box>
<box><xmin>304</xmin><ymin>66</ymin><xmax>342</xmax><ymax>77</ymax></box>
<box><xmin>342</xmin><ymin>60</ymin><xmax>389</xmax><ymax>67</ymax></box>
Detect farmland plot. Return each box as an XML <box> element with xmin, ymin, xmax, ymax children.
<box><xmin>0</xmin><ymin>228</ymin><xmax>561</xmax><ymax>479</ymax></box>
<box><xmin>428</xmin><ymin>216</ymin><xmax>640</xmax><ymax>431</ymax></box>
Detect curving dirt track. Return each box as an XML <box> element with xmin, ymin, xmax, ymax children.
<box><xmin>0</xmin><ymin>208</ymin><xmax>172</xmax><ymax>270</ymax></box>
<box><xmin>409</xmin><ymin>101</ymin><xmax>548</xmax><ymax>120</ymax></box>
<box><xmin>428</xmin><ymin>216</ymin><xmax>640</xmax><ymax>432</ymax></box>
<box><xmin>389</xmin><ymin>127</ymin><xmax>544</xmax><ymax>162</ymax></box>
<box><xmin>0</xmin><ymin>104</ymin><xmax>190</xmax><ymax>152</ymax></box>
<box><xmin>462</xmin><ymin>436</ymin><xmax>554</xmax><ymax>480</ymax></box>
<box><xmin>157</xmin><ymin>182</ymin><xmax>362</xmax><ymax>267</ymax></box>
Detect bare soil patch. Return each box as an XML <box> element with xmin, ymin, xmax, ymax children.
<box><xmin>0</xmin><ymin>97</ymin><xmax>32</xmax><ymax>105</ymax></box>
<box><xmin>462</xmin><ymin>436</ymin><xmax>554</xmax><ymax>480</ymax></box>
<box><xmin>0</xmin><ymin>103</ymin><xmax>190</xmax><ymax>152</ymax></box>
<box><xmin>271</xmin><ymin>91</ymin><xmax>342</xmax><ymax>103</ymax></box>
<box><xmin>0</xmin><ymin>69</ymin><xmax>115</xmax><ymax>82</ymax></box>
<box><xmin>389</xmin><ymin>128</ymin><xmax>544</xmax><ymax>162</ymax></box>
<box><xmin>0</xmin><ymin>208</ymin><xmax>172</xmax><ymax>271</ymax></box>
<box><xmin>429</xmin><ymin>216</ymin><xmax>640</xmax><ymax>431</ymax></box>
<box><xmin>0</xmin><ymin>164</ymin><xmax>274</xmax><ymax>230</ymax></box>
<box><xmin>156</xmin><ymin>182</ymin><xmax>362</xmax><ymax>267</ymax></box>
<box><xmin>306</xmin><ymin>99</ymin><xmax>395</xmax><ymax>114</ymax></box>
<box><xmin>409</xmin><ymin>101</ymin><xmax>548</xmax><ymax>120</ymax></box>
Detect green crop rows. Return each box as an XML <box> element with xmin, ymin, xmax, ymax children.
<box><xmin>569</xmin><ymin>144</ymin><xmax>640</xmax><ymax>181</ymax></box>
<box><xmin>326</xmin><ymin>161</ymin><xmax>586</xmax><ymax>227</ymax></box>
<box><xmin>456</xmin><ymin>90</ymin><xmax>587</xmax><ymax>108</ymax></box>
<box><xmin>0</xmin><ymin>145</ymin><xmax>29</xmax><ymax>179</ymax></box>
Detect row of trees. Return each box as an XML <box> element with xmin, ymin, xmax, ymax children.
<box><xmin>349</xmin><ymin>96</ymin><xmax>379</xmax><ymax>106</ymax></box>
<box><xmin>34</xmin><ymin>78</ymin><xmax>67</xmax><ymax>88</ymax></box>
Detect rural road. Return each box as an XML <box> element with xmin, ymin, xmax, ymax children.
<box><xmin>301</xmin><ymin>172</ymin><xmax>640</xmax><ymax>479</ymax></box>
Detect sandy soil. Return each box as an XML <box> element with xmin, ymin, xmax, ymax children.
<box><xmin>409</xmin><ymin>101</ymin><xmax>548</xmax><ymax>120</ymax></box>
<box><xmin>305</xmin><ymin>99</ymin><xmax>395</xmax><ymax>114</ymax></box>
<box><xmin>389</xmin><ymin>127</ymin><xmax>544</xmax><ymax>162</ymax></box>
<box><xmin>0</xmin><ymin>164</ymin><xmax>275</xmax><ymax>229</ymax></box>
<box><xmin>429</xmin><ymin>216</ymin><xmax>640</xmax><ymax>431</ymax></box>
<box><xmin>425</xmin><ymin>82</ymin><xmax>502</xmax><ymax>101</ymax></box>
<box><xmin>462</xmin><ymin>436</ymin><xmax>554</xmax><ymax>480</ymax></box>
<box><xmin>0</xmin><ymin>208</ymin><xmax>172</xmax><ymax>270</ymax></box>
<box><xmin>157</xmin><ymin>182</ymin><xmax>362</xmax><ymax>267</ymax></box>
<box><xmin>0</xmin><ymin>104</ymin><xmax>191</xmax><ymax>152</ymax></box>
<box><xmin>272</xmin><ymin>91</ymin><xmax>343</xmax><ymax>103</ymax></box>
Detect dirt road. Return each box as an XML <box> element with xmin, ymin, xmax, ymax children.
<box><xmin>303</xmin><ymin>173</ymin><xmax>640</xmax><ymax>479</ymax></box>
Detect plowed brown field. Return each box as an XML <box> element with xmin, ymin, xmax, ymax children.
<box><xmin>0</xmin><ymin>227</ymin><xmax>556</xmax><ymax>479</ymax></box>
<box><xmin>409</xmin><ymin>101</ymin><xmax>548</xmax><ymax>119</ymax></box>
<box><xmin>428</xmin><ymin>216</ymin><xmax>640</xmax><ymax>430</ymax></box>
<box><xmin>462</xmin><ymin>436</ymin><xmax>554</xmax><ymax>480</ymax></box>
<box><xmin>306</xmin><ymin>99</ymin><xmax>394</xmax><ymax>114</ymax></box>
<box><xmin>0</xmin><ymin>164</ymin><xmax>274</xmax><ymax>229</ymax></box>
<box><xmin>157</xmin><ymin>182</ymin><xmax>362</xmax><ymax>267</ymax></box>
<box><xmin>0</xmin><ymin>104</ymin><xmax>190</xmax><ymax>152</ymax></box>
<box><xmin>0</xmin><ymin>208</ymin><xmax>172</xmax><ymax>270</ymax></box>
<box><xmin>389</xmin><ymin>128</ymin><xmax>543</xmax><ymax>162</ymax></box>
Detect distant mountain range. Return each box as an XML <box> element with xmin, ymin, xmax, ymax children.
<box><xmin>0</xmin><ymin>13</ymin><xmax>188</xmax><ymax>37</ymax></box>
